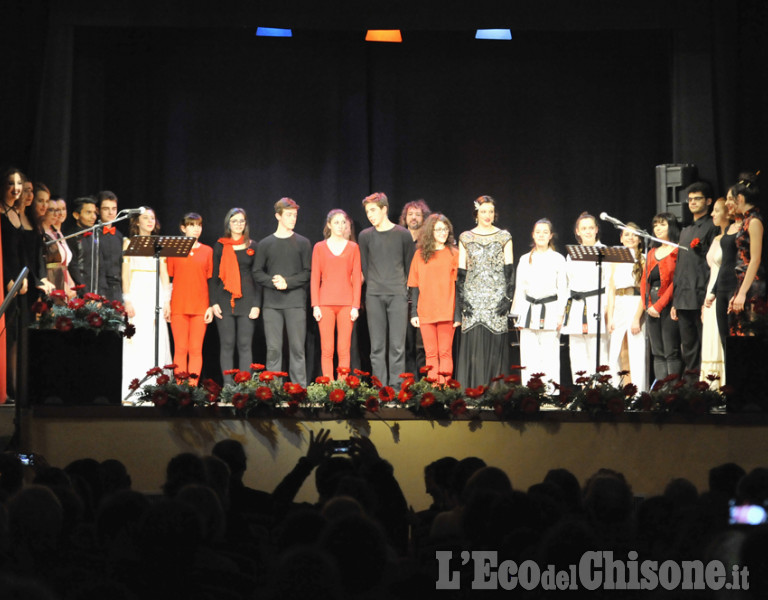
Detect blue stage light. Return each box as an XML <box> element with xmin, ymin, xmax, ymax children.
<box><xmin>256</xmin><ymin>27</ymin><xmax>293</xmax><ymax>38</ymax></box>
<box><xmin>475</xmin><ymin>29</ymin><xmax>512</xmax><ymax>40</ymax></box>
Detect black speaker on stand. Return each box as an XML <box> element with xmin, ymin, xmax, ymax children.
<box><xmin>655</xmin><ymin>164</ymin><xmax>698</xmax><ymax>226</ymax></box>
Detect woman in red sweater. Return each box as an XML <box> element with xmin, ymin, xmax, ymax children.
<box><xmin>637</xmin><ymin>212</ymin><xmax>682</xmax><ymax>383</ymax></box>
<box><xmin>167</xmin><ymin>212</ymin><xmax>213</xmax><ymax>380</ymax></box>
<box><xmin>311</xmin><ymin>209</ymin><xmax>362</xmax><ymax>379</ymax></box>
<box><xmin>407</xmin><ymin>213</ymin><xmax>460</xmax><ymax>382</ymax></box>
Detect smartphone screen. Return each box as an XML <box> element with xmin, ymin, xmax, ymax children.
<box><xmin>729</xmin><ymin>504</ymin><xmax>767</xmax><ymax>525</ymax></box>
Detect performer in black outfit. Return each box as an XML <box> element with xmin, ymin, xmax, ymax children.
<box><xmin>210</xmin><ymin>208</ymin><xmax>262</xmax><ymax>384</ymax></box>
<box><xmin>358</xmin><ymin>193</ymin><xmax>415</xmax><ymax>387</ymax></box>
<box><xmin>400</xmin><ymin>199</ymin><xmax>430</xmax><ymax>374</ymax></box>
<box><xmin>69</xmin><ymin>196</ymin><xmax>101</xmax><ymax>293</ymax></box>
<box><xmin>253</xmin><ymin>198</ymin><xmax>312</xmax><ymax>388</ymax></box>
<box><xmin>97</xmin><ymin>191</ymin><xmax>124</xmax><ymax>301</ymax></box>
<box><xmin>672</xmin><ymin>182</ymin><xmax>717</xmax><ymax>378</ymax></box>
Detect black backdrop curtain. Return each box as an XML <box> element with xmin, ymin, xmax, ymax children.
<box><xmin>63</xmin><ymin>27</ymin><xmax>672</xmax><ymax>248</ymax></box>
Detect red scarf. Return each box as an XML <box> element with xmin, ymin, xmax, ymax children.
<box><xmin>218</xmin><ymin>237</ymin><xmax>245</xmax><ymax>308</ymax></box>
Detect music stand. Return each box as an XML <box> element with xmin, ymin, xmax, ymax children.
<box><xmin>566</xmin><ymin>245</ymin><xmax>635</xmax><ymax>373</ymax></box>
<box><xmin>124</xmin><ymin>235</ymin><xmax>195</xmax><ymax>380</ymax></box>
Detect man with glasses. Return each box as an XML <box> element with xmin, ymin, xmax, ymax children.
<box><xmin>672</xmin><ymin>181</ymin><xmax>718</xmax><ymax>379</ymax></box>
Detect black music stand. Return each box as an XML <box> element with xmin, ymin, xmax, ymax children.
<box><xmin>566</xmin><ymin>245</ymin><xmax>635</xmax><ymax>373</ymax></box>
<box><xmin>123</xmin><ymin>236</ymin><xmax>195</xmax><ymax>380</ymax></box>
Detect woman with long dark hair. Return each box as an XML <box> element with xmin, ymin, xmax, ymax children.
<box><xmin>311</xmin><ymin>209</ymin><xmax>361</xmax><ymax>379</ymax></box>
<box><xmin>729</xmin><ymin>172</ymin><xmax>765</xmax><ymax>330</ymax></box>
<box><xmin>511</xmin><ymin>218</ymin><xmax>566</xmax><ymax>392</ymax></box>
<box><xmin>408</xmin><ymin>213</ymin><xmax>460</xmax><ymax>382</ymax></box>
<box><xmin>210</xmin><ymin>208</ymin><xmax>261</xmax><ymax>384</ymax></box>
<box><xmin>1</xmin><ymin>167</ymin><xmax>28</xmax><ymax>402</ymax></box>
<box><xmin>639</xmin><ymin>212</ymin><xmax>681</xmax><ymax>382</ymax></box>
<box><xmin>122</xmin><ymin>207</ymin><xmax>172</xmax><ymax>401</ymax></box>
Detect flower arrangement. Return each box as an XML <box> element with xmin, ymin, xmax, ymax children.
<box><xmin>128</xmin><ymin>364</ymin><xmax>211</xmax><ymax>409</ymax></box>
<box><xmin>127</xmin><ymin>362</ymin><xmax>727</xmax><ymax>419</ymax></box>
<box><xmin>219</xmin><ymin>363</ymin><xmax>305</xmax><ymax>416</ymax></box>
<box><xmin>395</xmin><ymin>367</ymin><xmax>467</xmax><ymax>418</ymax></box>
<box><xmin>476</xmin><ymin>368</ymin><xmax>555</xmax><ymax>418</ymax></box>
<box><xmin>306</xmin><ymin>368</ymin><xmax>383</xmax><ymax>417</ymax></box>
<box><xmin>637</xmin><ymin>372</ymin><xmax>727</xmax><ymax>414</ymax></box>
<box><xmin>30</xmin><ymin>290</ymin><xmax>135</xmax><ymax>338</ymax></box>
<box><xmin>561</xmin><ymin>366</ymin><xmax>637</xmax><ymax>415</ymax></box>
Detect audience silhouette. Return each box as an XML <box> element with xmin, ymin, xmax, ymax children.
<box><xmin>1</xmin><ymin>444</ymin><xmax>766</xmax><ymax>599</ymax></box>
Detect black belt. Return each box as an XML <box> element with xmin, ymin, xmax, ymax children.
<box><xmin>564</xmin><ymin>288</ymin><xmax>605</xmax><ymax>332</ymax></box>
<box><xmin>524</xmin><ymin>294</ymin><xmax>558</xmax><ymax>329</ymax></box>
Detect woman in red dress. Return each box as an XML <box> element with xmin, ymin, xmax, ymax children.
<box><xmin>167</xmin><ymin>213</ymin><xmax>213</xmax><ymax>380</ymax></box>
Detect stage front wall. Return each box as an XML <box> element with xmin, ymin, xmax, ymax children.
<box><xmin>23</xmin><ymin>410</ymin><xmax>766</xmax><ymax>509</ymax></box>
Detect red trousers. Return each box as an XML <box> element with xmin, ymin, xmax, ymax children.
<box><xmin>317</xmin><ymin>305</ymin><xmax>354</xmax><ymax>379</ymax></box>
<box><xmin>170</xmin><ymin>314</ymin><xmax>207</xmax><ymax>379</ymax></box>
<box><xmin>420</xmin><ymin>321</ymin><xmax>456</xmax><ymax>382</ymax></box>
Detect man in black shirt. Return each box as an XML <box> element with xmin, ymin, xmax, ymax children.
<box><xmin>254</xmin><ymin>198</ymin><xmax>312</xmax><ymax>387</ymax></box>
<box><xmin>358</xmin><ymin>193</ymin><xmax>415</xmax><ymax>387</ymax></box>
<box><xmin>69</xmin><ymin>196</ymin><xmax>102</xmax><ymax>294</ymax></box>
<box><xmin>672</xmin><ymin>181</ymin><xmax>718</xmax><ymax>378</ymax></box>
<box><xmin>96</xmin><ymin>191</ymin><xmax>124</xmax><ymax>302</ymax></box>
<box><xmin>399</xmin><ymin>199</ymin><xmax>431</xmax><ymax>375</ymax></box>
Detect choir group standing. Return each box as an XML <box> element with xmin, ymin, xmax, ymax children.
<box><xmin>2</xmin><ymin>168</ymin><xmax>764</xmax><ymax>404</ymax></box>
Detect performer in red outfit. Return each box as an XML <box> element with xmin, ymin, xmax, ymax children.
<box><xmin>638</xmin><ymin>212</ymin><xmax>681</xmax><ymax>382</ymax></box>
<box><xmin>407</xmin><ymin>213</ymin><xmax>460</xmax><ymax>382</ymax></box>
<box><xmin>311</xmin><ymin>209</ymin><xmax>362</xmax><ymax>379</ymax></box>
<box><xmin>167</xmin><ymin>213</ymin><xmax>213</xmax><ymax>380</ymax></box>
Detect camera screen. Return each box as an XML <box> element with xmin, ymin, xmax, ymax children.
<box><xmin>332</xmin><ymin>441</ymin><xmax>351</xmax><ymax>454</ymax></box>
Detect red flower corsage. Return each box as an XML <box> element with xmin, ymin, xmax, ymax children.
<box><xmin>690</xmin><ymin>238</ymin><xmax>701</xmax><ymax>249</ymax></box>
<box><xmin>246</xmin><ymin>248</ymin><xmax>255</xmax><ymax>256</ymax></box>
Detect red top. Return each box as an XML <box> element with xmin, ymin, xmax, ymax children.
<box><xmin>407</xmin><ymin>247</ymin><xmax>459</xmax><ymax>323</ymax></box>
<box><xmin>167</xmin><ymin>243</ymin><xmax>213</xmax><ymax>315</ymax></box>
<box><xmin>310</xmin><ymin>240</ymin><xmax>362</xmax><ymax>308</ymax></box>
<box><xmin>640</xmin><ymin>247</ymin><xmax>678</xmax><ymax>313</ymax></box>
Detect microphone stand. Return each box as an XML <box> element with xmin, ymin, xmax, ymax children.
<box><xmin>609</xmin><ymin>223</ymin><xmax>688</xmax><ymax>252</ymax></box>
<box><xmin>49</xmin><ymin>211</ymin><xmax>134</xmax><ymax>295</ymax></box>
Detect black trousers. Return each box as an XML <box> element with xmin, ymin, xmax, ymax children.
<box><xmin>676</xmin><ymin>308</ymin><xmax>702</xmax><ymax>376</ymax></box>
<box><xmin>215</xmin><ymin>313</ymin><xmax>255</xmax><ymax>384</ymax></box>
<box><xmin>647</xmin><ymin>304</ymin><xmax>682</xmax><ymax>382</ymax></box>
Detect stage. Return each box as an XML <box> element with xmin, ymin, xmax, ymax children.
<box><xmin>13</xmin><ymin>405</ymin><xmax>768</xmax><ymax>510</ymax></box>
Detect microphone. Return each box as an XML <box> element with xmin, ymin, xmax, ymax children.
<box><xmin>599</xmin><ymin>212</ymin><xmax>625</xmax><ymax>227</ymax></box>
<box><xmin>119</xmin><ymin>207</ymin><xmax>147</xmax><ymax>216</ymax></box>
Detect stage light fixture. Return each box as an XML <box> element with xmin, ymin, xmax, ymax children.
<box><xmin>365</xmin><ymin>30</ymin><xmax>402</xmax><ymax>43</ymax></box>
<box><xmin>256</xmin><ymin>27</ymin><xmax>293</xmax><ymax>37</ymax></box>
<box><xmin>475</xmin><ymin>29</ymin><xmax>512</xmax><ymax>40</ymax></box>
